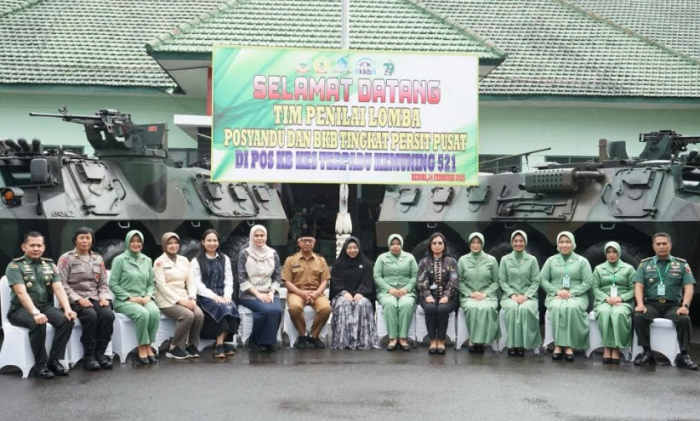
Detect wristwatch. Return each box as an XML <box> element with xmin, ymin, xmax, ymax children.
<box><xmin>683</xmin><ymin>303</ymin><xmax>690</xmax><ymax>309</ymax></box>
<box><xmin>31</xmin><ymin>309</ymin><xmax>40</xmax><ymax>316</ymax></box>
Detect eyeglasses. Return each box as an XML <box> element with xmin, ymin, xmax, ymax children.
<box><xmin>299</xmin><ymin>239</ymin><xmax>315</xmax><ymax>243</ymax></box>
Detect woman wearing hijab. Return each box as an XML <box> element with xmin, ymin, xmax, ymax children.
<box><xmin>592</xmin><ymin>241</ymin><xmax>635</xmax><ymax>364</ymax></box>
<box><xmin>540</xmin><ymin>231</ymin><xmax>592</xmax><ymax>361</ymax></box>
<box><xmin>458</xmin><ymin>232</ymin><xmax>500</xmax><ymax>353</ymax></box>
<box><xmin>417</xmin><ymin>232</ymin><xmax>459</xmax><ymax>354</ymax></box>
<box><xmin>238</xmin><ymin>225</ymin><xmax>284</xmax><ymax>352</ymax></box>
<box><xmin>498</xmin><ymin>230</ymin><xmax>542</xmax><ymax>356</ymax></box>
<box><xmin>191</xmin><ymin>229</ymin><xmax>240</xmax><ymax>359</ymax></box>
<box><xmin>154</xmin><ymin>232</ymin><xmax>204</xmax><ymax>359</ymax></box>
<box><xmin>374</xmin><ymin>234</ymin><xmax>418</xmax><ymax>352</ymax></box>
<box><xmin>330</xmin><ymin>236</ymin><xmax>378</xmax><ymax>350</ymax></box>
<box><xmin>110</xmin><ymin>230</ymin><xmax>161</xmax><ymax>365</ymax></box>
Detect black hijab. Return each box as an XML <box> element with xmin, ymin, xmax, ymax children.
<box><xmin>330</xmin><ymin>237</ymin><xmax>375</xmax><ymax>304</ymax></box>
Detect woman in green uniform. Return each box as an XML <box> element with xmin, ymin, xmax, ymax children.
<box><xmin>458</xmin><ymin>232</ymin><xmax>500</xmax><ymax>353</ymax></box>
<box><xmin>110</xmin><ymin>230</ymin><xmax>161</xmax><ymax>365</ymax></box>
<box><xmin>592</xmin><ymin>241</ymin><xmax>635</xmax><ymax>364</ymax></box>
<box><xmin>498</xmin><ymin>230</ymin><xmax>542</xmax><ymax>356</ymax></box>
<box><xmin>540</xmin><ymin>231</ymin><xmax>592</xmax><ymax>361</ymax></box>
<box><xmin>374</xmin><ymin>234</ymin><xmax>417</xmax><ymax>352</ymax></box>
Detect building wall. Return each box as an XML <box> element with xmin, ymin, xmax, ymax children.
<box><xmin>0</xmin><ymin>92</ymin><xmax>206</xmax><ymax>153</ymax></box>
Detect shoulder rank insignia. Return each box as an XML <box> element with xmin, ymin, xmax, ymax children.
<box><xmin>675</xmin><ymin>257</ymin><xmax>687</xmax><ymax>263</ymax></box>
<box><xmin>640</xmin><ymin>257</ymin><xmax>653</xmax><ymax>262</ymax></box>
<box><xmin>12</xmin><ymin>257</ymin><xmax>24</xmax><ymax>262</ymax></box>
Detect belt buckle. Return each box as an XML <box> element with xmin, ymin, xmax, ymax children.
<box><xmin>659</xmin><ymin>298</ymin><xmax>666</xmax><ymax>304</ymax></box>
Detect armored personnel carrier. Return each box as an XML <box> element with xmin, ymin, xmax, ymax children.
<box><xmin>377</xmin><ymin>130</ymin><xmax>700</xmax><ymax>320</ymax></box>
<box><xmin>0</xmin><ymin>108</ymin><xmax>287</xmax><ymax>270</ymax></box>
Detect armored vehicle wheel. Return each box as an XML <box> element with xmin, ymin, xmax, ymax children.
<box><xmin>580</xmin><ymin>241</ymin><xmax>646</xmax><ymax>270</ymax></box>
<box><xmin>93</xmin><ymin>239</ymin><xmax>126</xmax><ymax>270</ymax></box>
<box><xmin>178</xmin><ymin>237</ymin><xmax>200</xmax><ymax>260</ymax></box>
<box><xmin>411</xmin><ymin>238</ymin><xmax>464</xmax><ymax>261</ymax></box>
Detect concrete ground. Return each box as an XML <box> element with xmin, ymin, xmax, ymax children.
<box><xmin>1</xmin><ymin>339</ymin><xmax>699</xmax><ymax>421</ymax></box>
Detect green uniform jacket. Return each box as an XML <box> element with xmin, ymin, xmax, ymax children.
<box><xmin>592</xmin><ymin>261</ymin><xmax>635</xmax><ymax>306</ymax></box>
<box><xmin>373</xmin><ymin>251</ymin><xmax>417</xmax><ymax>300</ymax></box>
<box><xmin>540</xmin><ymin>252</ymin><xmax>592</xmax><ymax>298</ymax></box>
<box><xmin>632</xmin><ymin>255</ymin><xmax>696</xmax><ymax>302</ymax></box>
<box><xmin>5</xmin><ymin>255</ymin><xmax>61</xmax><ymax>309</ymax></box>
<box><xmin>109</xmin><ymin>253</ymin><xmax>155</xmax><ymax>304</ymax></box>
<box><xmin>458</xmin><ymin>252</ymin><xmax>500</xmax><ymax>299</ymax></box>
<box><xmin>498</xmin><ymin>251</ymin><xmax>540</xmax><ymax>298</ymax></box>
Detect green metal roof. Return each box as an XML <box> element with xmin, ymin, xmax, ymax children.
<box><xmin>421</xmin><ymin>0</ymin><xmax>700</xmax><ymax>97</ymax></box>
<box><xmin>0</xmin><ymin>0</ymin><xmax>226</xmax><ymax>88</ymax></box>
<box><xmin>570</xmin><ymin>0</ymin><xmax>700</xmax><ymax>61</ymax></box>
<box><xmin>146</xmin><ymin>0</ymin><xmax>505</xmax><ymax>60</ymax></box>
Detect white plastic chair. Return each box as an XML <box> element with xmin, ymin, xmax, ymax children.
<box><xmin>375</xmin><ymin>301</ymin><xmax>418</xmax><ymax>343</ymax></box>
<box><xmin>587</xmin><ymin>310</ymin><xmax>631</xmax><ymax>360</ymax></box>
<box><xmin>415</xmin><ymin>305</ymin><xmax>456</xmax><ymax>345</ymax></box>
<box><xmin>155</xmin><ymin>313</ymin><xmax>177</xmax><ymax>349</ymax></box>
<box><xmin>238</xmin><ymin>305</ymin><xmax>282</xmax><ymax>349</ymax></box>
<box><xmin>283</xmin><ymin>306</ymin><xmax>331</xmax><ymax>347</ymax></box>
<box><xmin>631</xmin><ymin>318</ymin><xmax>681</xmax><ymax>366</ymax></box>
<box><xmin>0</xmin><ymin>276</ymin><xmax>55</xmax><ymax>378</ymax></box>
<box><xmin>455</xmin><ymin>308</ymin><xmax>499</xmax><ymax>351</ymax></box>
<box><xmin>543</xmin><ymin>310</ymin><xmax>554</xmax><ymax>351</ymax></box>
<box><xmin>497</xmin><ymin>308</ymin><xmax>541</xmax><ymax>355</ymax></box>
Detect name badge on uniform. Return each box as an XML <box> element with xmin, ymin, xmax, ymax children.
<box><xmin>562</xmin><ymin>275</ymin><xmax>571</xmax><ymax>288</ymax></box>
<box><xmin>610</xmin><ymin>285</ymin><xmax>618</xmax><ymax>298</ymax></box>
<box><xmin>658</xmin><ymin>284</ymin><xmax>665</xmax><ymax>296</ymax></box>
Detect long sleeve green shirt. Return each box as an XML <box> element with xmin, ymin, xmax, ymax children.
<box><xmin>109</xmin><ymin>253</ymin><xmax>155</xmax><ymax>303</ymax></box>
<box><xmin>592</xmin><ymin>260</ymin><xmax>635</xmax><ymax>305</ymax></box>
<box><xmin>458</xmin><ymin>252</ymin><xmax>500</xmax><ymax>299</ymax></box>
<box><xmin>498</xmin><ymin>251</ymin><xmax>540</xmax><ymax>299</ymax></box>
<box><xmin>539</xmin><ymin>252</ymin><xmax>592</xmax><ymax>297</ymax></box>
<box><xmin>373</xmin><ymin>251</ymin><xmax>418</xmax><ymax>297</ymax></box>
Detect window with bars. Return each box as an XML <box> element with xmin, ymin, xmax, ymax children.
<box><xmin>479</xmin><ymin>154</ymin><xmax>522</xmax><ymax>174</ymax></box>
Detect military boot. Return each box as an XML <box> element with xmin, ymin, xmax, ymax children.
<box><xmin>83</xmin><ymin>344</ymin><xmax>100</xmax><ymax>371</ymax></box>
<box><xmin>95</xmin><ymin>343</ymin><xmax>113</xmax><ymax>369</ymax></box>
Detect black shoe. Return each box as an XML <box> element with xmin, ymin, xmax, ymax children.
<box><xmin>224</xmin><ymin>343</ymin><xmax>236</xmax><ymax>356</ymax></box>
<box><xmin>165</xmin><ymin>347</ymin><xmax>189</xmax><ymax>360</ymax></box>
<box><xmin>294</xmin><ymin>336</ymin><xmax>308</xmax><ymax>349</ymax></box>
<box><xmin>437</xmin><ymin>347</ymin><xmax>446</xmax><ymax>355</ymax></box>
<box><xmin>136</xmin><ymin>357</ymin><xmax>150</xmax><ymax>365</ymax></box>
<box><xmin>517</xmin><ymin>348</ymin><xmax>526</xmax><ymax>357</ymax></box>
<box><xmin>400</xmin><ymin>342</ymin><xmax>411</xmax><ymax>352</ymax></box>
<box><xmin>468</xmin><ymin>345</ymin><xmax>477</xmax><ymax>353</ymax></box>
<box><xmin>429</xmin><ymin>347</ymin><xmax>437</xmax><ymax>355</ymax></box>
<box><xmin>249</xmin><ymin>340</ymin><xmax>264</xmax><ymax>352</ymax></box>
<box><xmin>602</xmin><ymin>357</ymin><xmax>611</xmax><ymax>364</ymax></box>
<box><xmin>33</xmin><ymin>363</ymin><xmax>54</xmax><ymax>379</ymax></box>
<box><xmin>676</xmin><ymin>354</ymin><xmax>699</xmax><ymax>371</ymax></box>
<box><xmin>565</xmin><ymin>353</ymin><xmax>575</xmax><ymax>362</ymax></box>
<box><xmin>148</xmin><ymin>354</ymin><xmax>158</xmax><ymax>363</ymax></box>
<box><xmin>262</xmin><ymin>344</ymin><xmax>277</xmax><ymax>353</ymax></box>
<box><xmin>185</xmin><ymin>345</ymin><xmax>200</xmax><ymax>358</ymax></box>
<box><xmin>47</xmin><ymin>360</ymin><xmax>69</xmax><ymax>376</ymax></box>
<box><xmin>610</xmin><ymin>358</ymin><xmax>620</xmax><ymax>365</ymax></box>
<box><xmin>386</xmin><ymin>342</ymin><xmax>397</xmax><ymax>352</ymax></box>
<box><xmin>213</xmin><ymin>344</ymin><xmax>226</xmax><ymax>358</ymax></box>
<box><xmin>634</xmin><ymin>350</ymin><xmax>656</xmax><ymax>366</ymax></box>
<box><xmin>308</xmin><ymin>336</ymin><xmax>326</xmax><ymax>349</ymax></box>
<box><xmin>552</xmin><ymin>352</ymin><xmax>562</xmax><ymax>360</ymax></box>
<box><xmin>96</xmin><ymin>354</ymin><xmax>113</xmax><ymax>369</ymax></box>
<box><xmin>83</xmin><ymin>354</ymin><xmax>101</xmax><ymax>371</ymax></box>
<box><xmin>508</xmin><ymin>349</ymin><xmax>517</xmax><ymax>357</ymax></box>
<box><xmin>476</xmin><ymin>345</ymin><xmax>485</xmax><ymax>354</ymax></box>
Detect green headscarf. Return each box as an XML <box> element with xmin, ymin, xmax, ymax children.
<box><xmin>604</xmin><ymin>241</ymin><xmax>621</xmax><ymax>256</ymax></box>
<box><xmin>511</xmin><ymin>230</ymin><xmax>528</xmax><ymax>245</ymax></box>
<box><xmin>124</xmin><ymin>230</ymin><xmax>145</xmax><ymax>259</ymax></box>
<box><xmin>387</xmin><ymin>233</ymin><xmax>404</xmax><ymax>248</ymax></box>
<box><xmin>556</xmin><ymin>231</ymin><xmax>576</xmax><ymax>259</ymax></box>
<box><xmin>469</xmin><ymin>232</ymin><xmax>484</xmax><ymax>256</ymax></box>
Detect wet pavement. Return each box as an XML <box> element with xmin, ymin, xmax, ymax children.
<box><xmin>1</xmin><ymin>342</ymin><xmax>699</xmax><ymax>421</ymax></box>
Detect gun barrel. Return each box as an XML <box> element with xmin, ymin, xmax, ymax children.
<box><xmin>29</xmin><ymin>112</ymin><xmax>101</xmax><ymax>120</ymax></box>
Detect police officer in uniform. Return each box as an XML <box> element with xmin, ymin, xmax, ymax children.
<box><xmin>633</xmin><ymin>232</ymin><xmax>697</xmax><ymax>370</ymax></box>
<box><xmin>5</xmin><ymin>231</ymin><xmax>77</xmax><ymax>378</ymax></box>
<box><xmin>58</xmin><ymin>227</ymin><xmax>114</xmax><ymax>371</ymax></box>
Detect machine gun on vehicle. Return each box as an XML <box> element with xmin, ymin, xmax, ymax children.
<box><xmin>638</xmin><ymin>130</ymin><xmax>700</xmax><ymax>162</ymax></box>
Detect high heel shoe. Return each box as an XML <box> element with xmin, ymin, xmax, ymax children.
<box><xmin>136</xmin><ymin>357</ymin><xmax>150</xmax><ymax>365</ymax></box>
<box><xmin>400</xmin><ymin>342</ymin><xmax>411</xmax><ymax>352</ymax></box>
<box><xmin>508</xmin><ymin>349</ymin><xmax>517</xmax><ymax>357</ymax></box>
<box><xmin>437</xmin><ymin>347</ymin><xmax>446</xmax><ymax>355</ymax></box>
<box><xmin>386</xmin><ymin>342</ymin><xmax>397</xmax><ymax>352</ymax></box>
<box><xmin>602</xmin><ymin>357</ymin><xmax>611</xmax><ymax>364</ymax></box>
<box><xmin>552</xmin><ymin>352</ymin><xmax>562</xmax><ymax>360</ymax></box>
<box><xmin>517</xmin><ymin>348</ymin><xmax>525</xmax><ymax>357</ymax></box>
<box><xmin>565</xmin><ymin>353</ymin><xmax>575</xmax><ymax>362</ymax></box>
<box><xmin>429</xmin><ymin>347</ymin><xmax>437</xmax><ymax>355</ymax></box>
<box><xmin>468</xmin><ymin>345</ymin><xmax>477</xmax><ymax>353</ymax></box>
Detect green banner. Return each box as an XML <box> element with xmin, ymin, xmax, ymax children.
<box><xmin>213</xmin><ymin>46</ymin><xmax>479</xmax><ymax>186</ymax></box>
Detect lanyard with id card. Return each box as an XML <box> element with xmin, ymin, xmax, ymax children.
<box><xmin>606</xmin><ymin>269</ymin><xmax>618</xmax><ymax>298</ymax></box>
<box><xmin>560</xmin><ymin>256</ymin><xmax>571</xmax><ymax>288</ymax></box>
<box><xmin>654</xmin><ymin>257</ymin><xmax>670</xmax><ymax>297</ymax></box>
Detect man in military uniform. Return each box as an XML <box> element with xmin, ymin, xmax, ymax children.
<box><xmin>282</xmin><ymin>230</ymin><xmax>331</xmax><ymax>349</ymax></box>
<box><xmin>58</xmin><ymin>227</ymin><xmax>114</xmax><ymax>371</ymax></box>
<box><xmin>6</xmin><ymin>231</ymin><xmax>77</xmax><ymax>378</ymax></box>
<box><xmin>633</xmin><ymin>232</ymin><xmax>697</xmax><ymax>370</ymax></box>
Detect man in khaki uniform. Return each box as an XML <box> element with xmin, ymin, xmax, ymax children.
<box><xmin>6</xmin><ymin>231</ymin><xmax>77</xmax><ymax>378</ymax></box>
<box><xmin>633</xmin><ymin>232</ymin><xmax>697</xmax><ymax>370</ymax></box>
<box><xmin>282</xmin><ymin>231</ymin><xmax>331</xmax><ymax>349</ymax></box>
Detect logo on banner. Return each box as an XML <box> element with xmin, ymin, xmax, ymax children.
<box><xmin>313</xmin><ymin>58</ymin><xmax>331</xmax><ymax>74</ymax></box>
<box><xmin>295</xmin><ymin>56</ymin><xmax>311</xmax><ymax>73</ymax></box>
<box><xmin>383</xmin><ymin>59</ymin><xmax>395</xmax><ymax>76</ymax></box>
<box><xmin>355</xmin><ymin>58</ymin><xmax>376</xmax><ymax>75</ymax></box>
<box><xmin>333</xmin><ymin>57</ymin><xmax>350</xmax><ymax>75</ymax></box>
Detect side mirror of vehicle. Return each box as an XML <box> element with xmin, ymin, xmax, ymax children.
<box><xmin>30</xmin><ymin>158</ymin><xmax>50</xmax><ymax>184</ymax></box>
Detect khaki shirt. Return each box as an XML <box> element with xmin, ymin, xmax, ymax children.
<box><xmin>5</xmin><ymin>255</ymin><xmax>61</xmax><ymax>308</ymax></box>
<box><xmin>58</xmin><ymin>249</ymin><xmax>111</xmax><ymax>303</ymax></box>
<box><xmin>282</xmin><ymin>252</ymin><xmax>330</xmax><ymax>291</ymax></box>
<box><xmin>633</xmin><ymin>255</ymin><xmax>696</xmax><ymax>302</ymax></box>
<box><xmin>153</xmin><ymin>253</ymin><xmax>196</xmax><ymax>308</ymax></box>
